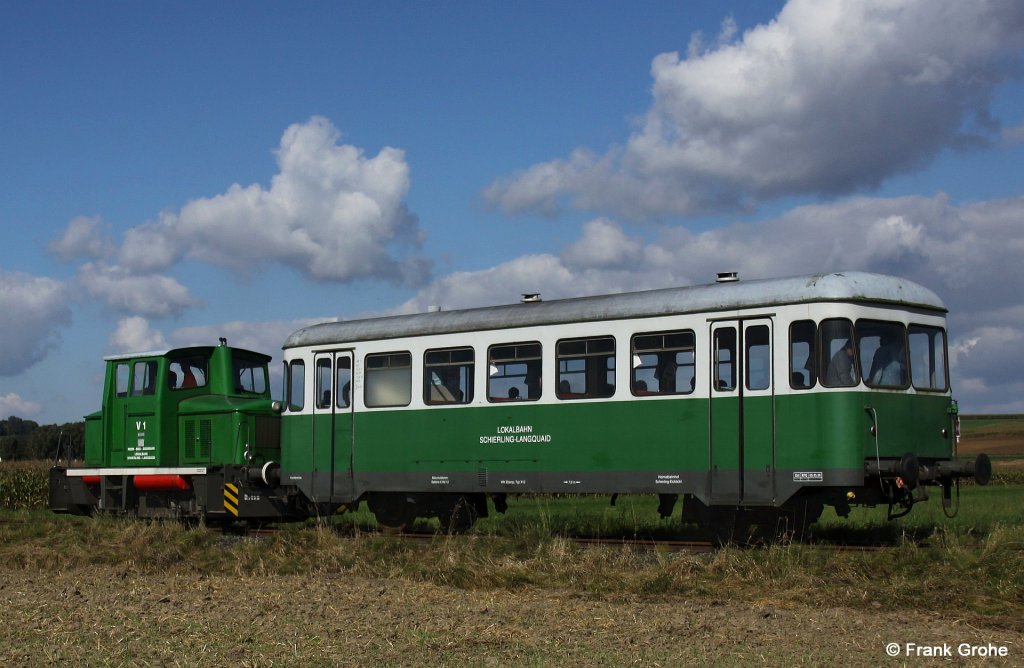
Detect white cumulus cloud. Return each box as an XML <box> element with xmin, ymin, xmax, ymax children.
<box><xmin>0</xmin><ymin>271</ymin><xmax>72</xmax><ymax>376</ymax></box>
<box><xmin>118</xmin><ymin>116</ymin><xmax>428</xmax><ymax>284</ymax></box>
<box><xmin>0</xmin><ymin>392</ymin><xmax>43</xmax><ymax>419</ymax></box>
<box><xmin>109</xmin><ymin>317</ymin><xmax>169</xmax><ymax>353</ymax></box>
<box><xmin>486</xmin><ymin>0</ymin><xmax>1024</xmax><ymax>219</ymax></box>
<box><xmin>76</xmin><ymin>263</ymin><xmax>197</xmax><ymax>318</ymax></box>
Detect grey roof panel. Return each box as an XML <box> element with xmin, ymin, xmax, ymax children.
<box><xmin>283</xmin><ymin>272</ymin><xmax>946</xmax><ymax>349</ymax></box>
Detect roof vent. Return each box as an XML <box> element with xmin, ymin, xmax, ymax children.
<box><xmin>716</xmin><ymin>272</ymin><xmax>739</xmax><ymax>283</ymax></box>
<box><xmin>427</xmin><ymin>305</ymin><xmax>442</xmax><ymax>313</ymax></box>
<box><xmin>521</xmin><ymin>293</ymin><xmax>542</xmax><ymax>303</ymax></box>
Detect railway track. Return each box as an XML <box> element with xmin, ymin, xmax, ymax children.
<box><xmin>236</xmin><ymin>524</ymin><xmax>899</xmax><ymax>553</ymax></box>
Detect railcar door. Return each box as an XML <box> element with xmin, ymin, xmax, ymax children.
<box><xmin>311</xmin><ymin>351</ymin><xmax>354</xmax><ymax>503</ymax></box>
<box><xmin>709</xmin><ymin>319</ymin><xmax>775</xmax><ymax>506</ymax></box>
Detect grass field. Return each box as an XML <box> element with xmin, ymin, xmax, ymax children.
<box><xmin>0</xmin><ymin>416</ymin><xmax>1021</xmax><ymax>665</ymax></box>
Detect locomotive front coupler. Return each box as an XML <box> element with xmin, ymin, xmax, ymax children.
<box><xmin>242</xmin><ymin>461</ymin><xmax>282</xmax><ymax>487</ymax></box>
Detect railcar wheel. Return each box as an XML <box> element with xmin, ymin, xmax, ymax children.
<box><xmin>439</xmin><ymin>495</ymin><xmax>478</xmax><ymax>534</ymax></box>
<box><xmin>368</xmin><ymin>493</ymin><xmax>417</xmax><ymax>531</ymax></box>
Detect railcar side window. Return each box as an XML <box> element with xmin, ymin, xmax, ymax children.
<box><xmin>115</xmin><ymin>363</ymin><xmax>130</xmax><ymax>397</ymax></box>
<box><xmin>131</xmin><ymin>361</ymin><xmax>157</xmax><ymax>396</ymax></box>
<box><xmin>286</xmin><ymin>360</ymin><xmax>305</xmax><ymax>411</ymax></box>
<box><xmin>336</xmin><ymin>358</ymin><xmax>352</xmax><ymax>408</ymax></box>
<box><xmin>908</xmin><ymin>325</ymin><xmax>948</xmax><ymax>391</ymax></box>
<box><xmin>424</xmin><ymin>347</ymin><xmax>474</xmax><ymax>405</ymax></box>
<box><xmin>789</xmin><ymin>321</ymin><xmax>817</xmax><ymax>389</ymax></box>
<box><xmin>315</xmin><ymin>358</ymin><xmax>332</xmax><ymax>409</ymax></box>
<box><xmin>557</xmin><ymin>337</ymin><xmax>615</xmax><ymax>399</ymax></box>
<box><xmin>745</xmin><ymin>325</ymin><xmax>771</xmax><ymax>391</ymax></box>
<box><xmin>631</xmin><ymin>330</ymin><xmax>695</xmax><ymax>395</ymax></box>
<box><xmin>820</xmin><ymin>319</ymin><xmax>858</xmax><ymax>387</ymax></box>
<box><xmin>488</xmin><ymin>342</ymin><xmax>541</xmax><ymax>402</ymax></box>
<box><xmin>365</xmin><ymin>352</ymin><xmax>412</xmax><ymax>408</ymax></box>
<box><xmin>857</xmin><ymin>320</ymin><xmax>909</xmax><ymax>388</ymax></box>
<box><xmin>713</xmin><ymin>328</ymin><xmax>737</xmax><ymax>391</ymax></box>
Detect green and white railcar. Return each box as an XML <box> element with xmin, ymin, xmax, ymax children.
<box><xmin>279</xmin><ymin>271</ymin><xmax>989</xmax><ymax>537</ymax></box>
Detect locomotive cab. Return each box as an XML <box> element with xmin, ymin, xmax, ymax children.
<box><xmin>50</xmin><ymin>341</ymin><xmax>292</xmax><ymax>523</ymax></box>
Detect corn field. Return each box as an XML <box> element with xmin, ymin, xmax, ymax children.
<box><xmin>0</xmin><ymin>460</ymin><xmax>49</xmax><ymax>509</ymax></box>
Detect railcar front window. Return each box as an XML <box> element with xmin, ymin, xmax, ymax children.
<box><xmin>287</xmin><ymin>360</ymin><xmax>305</xmax><ymax>411</ymax></box>
<box><xmin>234</xmin><ymin>357</ymin><xmax>267</xmax><ymax>395</ymax></box>
<box><xmin>789</xmin><ymin>321</ymin><xmax>817</xmax><ymax>389</ymax></box>
<box><xmin>557</xmin><ymin>337</ymin><xmax>615</xmax><ymax>399</ymax></box>
<box><xmin>631</xmin><ymin>330</ymin><xmax>695</xmax><ymax>395</ymax></box>
<box><xmin>857</xmin><ymin>320</ymin><xmax>909</xmax><ymax>389</ymax></box>
<box><xmin>820</xmin><ymin>319</ymin><xmax>858</xmax><ymax>387</ymax></box>
<box><xmin>425</xmin><ymin>347</ymin><xmax>474</xmax><ymax>405</ymax></box>
<box><xmin>488</xmin><ymin>342</ymin><xmax>542</xmax><ymax>402</ymax></box>
<box><xmin>365</xmin><ymin>352</ymin><xmax>412</xmax><ymax>408</ymax></box>
<box><xmin>909</xmin><ymin>325</ymin><xmax>948</xmax><ymax>391</ymax></box>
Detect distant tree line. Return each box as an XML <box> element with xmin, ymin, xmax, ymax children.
<box><xmin>0</xmin><ymin>416</ymin><xmax>85</xmax><ymax>462</ymax></box>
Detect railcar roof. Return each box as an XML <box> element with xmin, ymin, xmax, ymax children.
<box><xmin>283</xmin><ymin>272</ymin><xmax>946</xmax><ymax>349</ymax></box>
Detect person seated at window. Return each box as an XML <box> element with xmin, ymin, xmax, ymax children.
<box><xmin>869</xmin><ymin>334</ymin><xmax>905</xmax><ymax>385</ymax></box>
<box><xmin>825</xmin><ymin>340</ymin><xmax>856</xmax><ymax>386</ymax></box>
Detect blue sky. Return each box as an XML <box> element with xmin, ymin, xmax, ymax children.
<box><xmin>2</xmin><ymin>0</ymin><xmax>1023</xmax><ymax>424</ymax></box>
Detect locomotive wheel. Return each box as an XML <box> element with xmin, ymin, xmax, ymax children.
<box><xmin>368</xmin><ymin>493</ymin><xmax>417</xmax><ymax>531</ymax></box>
<box><xmin>439</xmin><ymin>495</ymin><xmax>478</xmax><ymax>534</ymax></box>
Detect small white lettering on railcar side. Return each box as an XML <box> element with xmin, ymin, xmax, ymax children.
<box><xmin>793</xmin><ymin>471</ymin><xmax>823</xmax><ymax>482</ymax></box>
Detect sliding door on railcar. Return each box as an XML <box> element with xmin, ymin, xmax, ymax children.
<box><xmin>311</xmin><ymin>351</ymin><xmax>355</xmax><ymax>502</ymax></box>
<box><xmin>709</xmin><ymin>319</ymin><xmax>775</xmax><ymax>506</ymax></box>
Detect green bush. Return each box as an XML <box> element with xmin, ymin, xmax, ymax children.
<box><xmin>0</xmin><ymin>461</ymin><xmax>50</xmax><ymax>509</ymax></box>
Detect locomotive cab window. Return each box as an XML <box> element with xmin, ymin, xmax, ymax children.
<box><xmin>908</xmin><ymin>325</ymin><xmax>948</xmax><ymax>391</ymax></box>
<box><xmin>365</xmin><ymin>352</ymin><xmax>412</xmax><ymax>408</ymax></box>
<box><xmin>821</xmin><ymin>319</ymin><xmax>858</xmax><ymax>387</ymax></box>
<box><xmin>234</xmin><ymin>355</ymin><xmax>267</xmax><ymax>395</ymax></box>
<box><xmin>789</xmin><ymin>320</ymin><xmax>817</xmax><ymax>389</ymax></box>
<box><xmin>488</xmin><ymin>342</ymin><xmax>541</xmax><ymax>401</ymax></box>
<box><xmin>857</xmin><ymin>320</ymin><xmax>909</xmax><ymax>389</ymax></box>
<box><xmin>557</xmin><ymin>336</ymin><xmax>615</xmax><ymax>399</ymax></box>
<box><xmin>115</xmin><ymin>362</ymin><xmax>130</xmax><ymax>397</ymax></box>
<box><xmin>168</xmin><ymin>357</ymin><xmax>207</xmax><ymax>390</ymax></box>
<box><xmin>425</xmin><ymin>347</ymin><xmax>474</xmax><ymax>405</ymax></box>
<box><xmin>131</xmin><ymin>361</ymin><xmax>158</xmax><ymax>397</ymax></box>
<box><xmin>631</xmin><ymin>330</ymin><xmax>695</xmax><ymax>395</ymax></box>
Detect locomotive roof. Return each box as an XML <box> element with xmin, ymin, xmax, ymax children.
<box><xmin>283</xmin><ymin>272</ymin><xmax>946</xmax><ymax>349</ymax></box>
<box><xmin>103</xmin><ymin>345</ymin><xmax>271</xmax><ymax>363</ymax></box>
